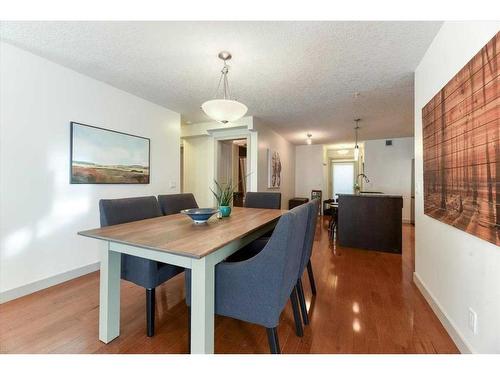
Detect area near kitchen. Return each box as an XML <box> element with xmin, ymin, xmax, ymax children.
<box><xmin>294</xmin><ymin>136</ymin><xmax>414</xmax><ymax>253</ymax></box>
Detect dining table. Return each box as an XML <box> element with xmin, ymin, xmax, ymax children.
<box><xmin>78</xmin><ymin>206</ymin><xmax>284</xmax><ymax>354</ymax></box>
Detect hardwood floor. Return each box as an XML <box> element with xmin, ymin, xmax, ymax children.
<box><xmin>0</xmin><ymin>219</ymin><xmax>459</xmax><ymax>354</ymax></box>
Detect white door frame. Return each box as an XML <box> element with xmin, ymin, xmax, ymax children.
<box><xmin>211</xmin><ymin>128</ymin><xmax>257</xmax><ymax>203</ymax></box>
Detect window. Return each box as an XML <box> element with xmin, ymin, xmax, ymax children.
<box><xmin>332</xmin><ymin>162</ymin><xmax>354</xmax><ymax>198</ymax></box>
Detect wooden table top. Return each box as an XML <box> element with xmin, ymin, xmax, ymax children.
<box><xmin>78</xmin><ymin>207</ymin><xmax>285</xmax><ymax>259</ymax></box>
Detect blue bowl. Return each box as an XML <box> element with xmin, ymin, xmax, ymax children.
<box><xmin>181</xmin><ymin>208</ymin><xmax>219</xmax><ymax>224</ymax></box>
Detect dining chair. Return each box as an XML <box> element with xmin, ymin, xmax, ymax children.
<box><xmin>158</xmin><ymin>193</ymin><xmax>199</xmax><ymax>215</ymax></box>
<box><xmin>295</xmin><ymin>200</ymin><xmax>319</xmax><ymax>326</ymax></box>
<box><xmin>99</xmin><ymin>196</ymin><xmax>184</xmax><ymax>337</ymax></box>
<box><xmin>329</xmin><ymin>204</ymin><xmax>338</xmax><ymax>240</ymax></box>
<box><xmin>323</xmin><ymin>198</ymin><xmax>337</xmax><ymax>240</ymax></box>
<box><xmin>185</xmin><ymin>204</ymin><xmax>309</xmax><ymax>353</ymax></box>
<box><xmin>230</xmin><ymin>200</ymin><xmax>320</xmax><ymax>331</ymax></box>
<box><xmin>225</xmin><ymin>191</ymin><xmax>282</xmax><ymax>262</ymax></box>
<box><xmin>244</xmin><ymin>191</ymin><xmax>281</xmax><ymax>209</ymax></box>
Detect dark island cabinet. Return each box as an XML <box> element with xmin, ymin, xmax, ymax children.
<box><xmin>338</xmin><ymin>194</ymin><xmax>403</xmax><ymax>253</ymax></box>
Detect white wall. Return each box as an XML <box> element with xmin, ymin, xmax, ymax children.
<box><xmin>254</xmin><ymin>119</ymin><xmax>295</xmax><ymax>209</ymax></box>
<box><xmin>363</xmin><ymin>137</ymin><xmax>414</xmax><ymax>222</ymax></box>
<box><xmin>295</xmin><ymin>145</ymin><xmax>327</xmax><ymax>201</ymax></box>
<box><xmin>182</xmin><ymin>136</ymin><xmax>214</xmax><ymax>207</ymax></box>
<box><xmin>414</xmin><ymin>22</ymin><xmax>500</xmax><ymax>353</ymax></box>
<box><xmin>0</xmin><ymin>42</ymin><xmax>180</xmax><ymax>300</ymax></box>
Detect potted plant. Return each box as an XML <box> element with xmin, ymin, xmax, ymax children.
<box><xmin>210</xmin><ymin>179</ymin><xmax>235</xmax><ymax>218</ymax></box>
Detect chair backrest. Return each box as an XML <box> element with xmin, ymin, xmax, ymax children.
<box><xmin>99</xmin><ymin>196</ymin><xmax>162</xmax><ymax>227</ymax></box>
<box><xmin>212</xmin><ymin>204</ymin><xmax>307</xmax><ymax>327</ymax></box>
<box><xmin>278</xmin><ymin>203</ymin><xmax>308</xmax><ymax>307</ymax></box>
<box><xmin>253</xmin><ymin>203</ymin><xmax>307</xmax><ymax>311</ymax></box>
<box><xmin>244</xmin><ymin>192</ymin><xmax>281</xmax><ymax>209</ymax></box>
<box><xmin>298</xmin><ymin>200</ymin><xmax>319</xmax><ymax>275</ymax></box>
<box><xmin>158</xmin><ymin>193</ymin><xmax>199</xmax><ymax>215</ymax></box>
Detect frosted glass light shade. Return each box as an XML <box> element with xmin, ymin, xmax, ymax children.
<box><xmin>201</xmin><ymin>99</ymin><xmax>248</xmax><ymax>123</ymax></box>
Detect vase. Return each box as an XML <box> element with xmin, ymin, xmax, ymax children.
<box><xmin>219</xmin><ymin>205</ymin><xmax>231</xmax><ymax>217</ymax></box>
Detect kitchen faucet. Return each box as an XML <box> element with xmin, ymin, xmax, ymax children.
<box><xmin>357</xmin><ymin>173</ymin><xmax>370</xmax><ymax>183</ymax></box>
<box><xmin>354</xmin><ymin>173</ymin><xmax>370</xmax><ymax>194</ymax></box>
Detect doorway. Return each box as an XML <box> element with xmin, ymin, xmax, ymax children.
<box><xmin>331</xmin><ymin>161</ymin><xmax>355</xmax><ymax>198</ymax></box>
<box><xmin>216</xmin><ymin>138</ymin><xmax>248</xmax><ymax>207</ymax></box>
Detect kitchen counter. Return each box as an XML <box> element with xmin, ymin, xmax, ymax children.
<box><xmin>337</xmin><ymin>193</ymin><xmax>403</xmax><ymax>253</ymax></box>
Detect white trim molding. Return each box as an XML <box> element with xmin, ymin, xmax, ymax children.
<box><xmin>413</xmin><ymin>272</ymin><xmax>473</xmax><ymax>354</ymax></box>
<box><xmin>0</xmin><ymin>262</ymin><xmax>100</xmax><ymax>304</ymax></box>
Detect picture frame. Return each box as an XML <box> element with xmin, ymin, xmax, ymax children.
<box><xmin>267</xmin><ymin>148</ymin><xmax>282</xmax><ymax>189</ymax></box>
<box><xmin>70</xmin><ymin>121</ymin><xmax>151</xmax><ymax>184</ymax></box>
<box><xmin>422</xmin><ymin>32</ymin><xmax>498</xmax><ymax>246</ymax></box>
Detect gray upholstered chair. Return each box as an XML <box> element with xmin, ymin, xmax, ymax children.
<box><xmin>244</xmin><ymin>192</ymin><xmax>281</xmax><ymax>209</ymax></box>
<box><xmin>295</xmin><ymin>200</ymin><xmax>319</xmax><ymax>325</ymax></box>
<box><xmin>226</xmin><ymin>191</ymin><xmax>282</xmax><ymax>262</ymax></box>
<box><xmin>226</xmin><ymin>200</ymin><xmax>319</xmax><ymax>331</ymax></box>
<box><xmin>99</xmin><ymin>196</ymin><xmax>184</xmax><ymax>337</ymax></box>
<box><xmin>158</xmin><ymin>193</ymin><xmax>198</xmax><ymax>216</ymax></box>
<box><xmin>185</xmin><ymin>204</ymin><xmax>309</xmax><ymax>353</ymax></box>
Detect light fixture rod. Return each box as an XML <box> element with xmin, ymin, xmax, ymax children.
<box><xmin>214</xmin><ymin>52</ymin><xmax>233</xmax><ymax>100</ymax></box>
<box><xmin>354</xmin><ymin>119</ymin><xmax>361</xmax><ymax>146</ymax></box>
<box><xmin>223</xmin><ymin>65</ymin><xmax>231</xmax><ymax>100</ymax></box>
<box><xmin>214</xmin><ymin>64</ymin><xmax>232</xmax><ymax>100</ymax></box>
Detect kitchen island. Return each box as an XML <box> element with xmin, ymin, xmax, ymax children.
<box><xmin>337</xmin><ymin>193</ymin><xmax>403</xmax><ymax>253</ymax></box>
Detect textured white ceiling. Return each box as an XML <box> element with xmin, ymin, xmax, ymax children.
<box><xmin>0</xmin><ymin>21</ymin><xmax>442</xmax><ymax>144</ymax></box>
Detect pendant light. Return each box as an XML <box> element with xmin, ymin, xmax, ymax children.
<box><xmin>201</xmin><ymin>51</ymin><xmax>248</xmax><ymax>124</ymax></box>
<box><xmin>353</xmin><ymin>119</ymin><xmax>361</xmax><ymax>161</ymax></box>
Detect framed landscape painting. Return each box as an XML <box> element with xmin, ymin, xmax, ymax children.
<box><xmin>70</xmin><ymin>122</ymin><xmax>150</xmax><ymax>184</ymax></box>
<box><xmin>422</xmin><ymin>32</ymin><xmax>498</xmax><ymax>246</ymax></box>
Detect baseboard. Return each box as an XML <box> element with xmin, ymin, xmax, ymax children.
<box><xmin>0</xmin><ymin>262</ymin><xmax>100</xmax><ymax>304</ymax></box>
<box><xmin>413</xmin><ymin>272</ymin><xmax>473</xmax><ymax>354</ymax></box>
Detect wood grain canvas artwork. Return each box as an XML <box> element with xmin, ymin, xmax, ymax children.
<box><xmin>422</xmin><ymin>32</ymin><xmax>499</xmax><ymax>246</ymax></box>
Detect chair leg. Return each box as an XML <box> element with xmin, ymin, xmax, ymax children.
<box><xmin>146</xmin><ymin>288</ymin><xmax>155</xmax><ymax>337</ymax></box>
<box><xmin>328</xmin><ymin>219</ymin><xmax>334</xmax><ymax>240</ymax></box>
<box><xmin>296</xmin><ymin>279</ymin><xmax>309</xmax><ymax>325</ymax></box>
<box><xmin>307</xmin><ymin>260</ymin><xmax>317</xmax><ymax>295</ymax></box>
<box><xmin>266</xmin><ymin>327</ymin><xmax>281</xmax><ymax>354</ymax></box>
<box><xmin>187</xmin><ymin>306</ymin><xmax>191</xmax><ymax>354</ymax></box>
<box><xmin>290</xmin><ymin>286</ymin><xmax>304</xmax><ymax>337</ymax></box>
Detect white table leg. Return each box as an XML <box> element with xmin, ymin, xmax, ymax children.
<box><xmin>190</xmin><ymin>257</ymin><xmax>215</xmax><ymax>354</ymax></box>
<box><xmin>99</xmin><ymin>245</ymin><xmax>121</xmax><ymax>343</ymax></box>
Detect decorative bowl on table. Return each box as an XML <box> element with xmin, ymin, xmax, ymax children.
<box><xmin>180</xmin><ymin>208</ymin><xmax>219</xmax><ymax>224</ymax></box>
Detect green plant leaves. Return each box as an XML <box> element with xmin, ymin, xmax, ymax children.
<box><xmin>211</xmin><ymin>179</ymin><xmax>235</xmax><ymax>206</ymax></box>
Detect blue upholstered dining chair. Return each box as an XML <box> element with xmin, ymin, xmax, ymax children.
<box><xmin>99</xmin><ymin>196</ymin><xmax>184</xmax><ymax>337</ymax></box>
<box><xmin>225</xmin><ymin>191</ymin><xmax>282</xmax><ymax>262</ymax></box>
<box><xmin>227</xmin><ymin>200</ymin><xmax>319</xmax><ymax>332</ymax></box>
<box><xmin>244</xmin><ymin>191</ymin><xmax>281</xmax><ymax>209</ymax></box>
<box><xmin>295</xmin><ymin>200</ymin><xmax>319</xmax><ymax>326</ymax></box>
<box><xmin>158</xmin><ymin>193</ymin><xmax>198</xmax><ymax>215</ymax></box>
<box><xmin>185</xmin><ymin>204</ymin><xmax>309</xmax><ymax>353</ymax></box>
